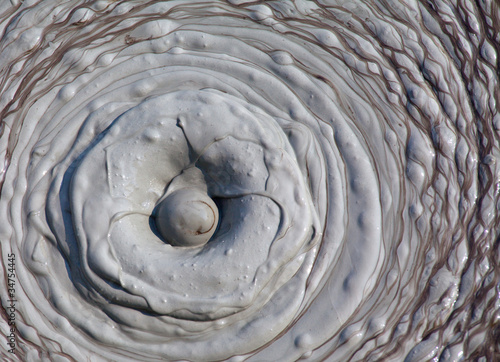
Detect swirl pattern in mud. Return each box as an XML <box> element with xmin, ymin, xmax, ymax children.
<box><xmin>0</xmin><ymin>0</ymin><xmax>499</xmax><ymax>361</ymax></box>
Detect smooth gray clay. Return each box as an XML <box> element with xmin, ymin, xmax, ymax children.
<box><xmin>155</xmin><ymin>187</ymin><xmax>219</xmax><ymax>247</ymax></box>
<box><xmin>0</xmin><ymin>0</ymin><xmax>499</xmax><ymax>361</ymax></box>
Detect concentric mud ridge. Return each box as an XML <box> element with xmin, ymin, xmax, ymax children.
<box><xmin>0</xmin><ymin>1</ymin><xmax>499</xmax><ymax>361</ymax></box>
